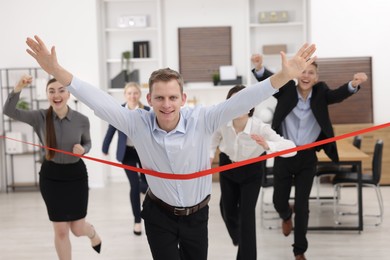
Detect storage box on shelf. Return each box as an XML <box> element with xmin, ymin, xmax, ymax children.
<box><xmin>97</xmin><ymin>0</ymin><xmax>163</xmax><ymax>91</ymax></box>
<box><xmin>247</xmin><ymin>0</ymin><xmax>308</xmax><ymax>84</ymax></box>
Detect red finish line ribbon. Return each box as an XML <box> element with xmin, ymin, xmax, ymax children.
<box><xmin>1</xmin><ymin>122</ymin><xmax>389</xmax><ymax>180</ymax></box>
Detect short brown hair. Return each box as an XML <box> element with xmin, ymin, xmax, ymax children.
<box><xmin>148</xmin><ymin>68</ymin><xmax>184</xmax><ymax>94</ymax></box>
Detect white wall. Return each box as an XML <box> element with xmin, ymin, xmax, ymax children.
<box><xmin>0</xmin><ymin>0</ymin><xmax>107</xmax><ymax>188</ymax></box>
<box><xmin>162</xmin><ymin>0</ymin><xmax>249</xmax><ymax>79</ymax></box>
<box><xmin>1</xmin><ymin>0</ymin><xmax>389</xmax><ymax>189</ymax></box>
<box><xmin>309</xmin><ymin>0</ymin><xmax>390</xmax><ymax>124</ymax></box>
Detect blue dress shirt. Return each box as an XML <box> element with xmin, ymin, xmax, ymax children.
<box><xmin>67</xmin><ymin>77</ymin><xmax>276</xmax><ymax>207</ymax></box>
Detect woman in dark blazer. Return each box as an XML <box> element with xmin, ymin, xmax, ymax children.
<box><xmin>102</xmin><ymin>82</ymin><xmax>150</xmax><ymax>236</ymax></box>
<box><xmin>251</xmin><ymin>54</ymin><xmax>367</xmax><ymax>260</ymax></box>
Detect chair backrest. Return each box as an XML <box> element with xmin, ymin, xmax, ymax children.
<box><xmin>353</xmin><ymin>135</ymin><xmax>362</xmax><ymax>149</ymax></box>
<box><xmin>372</xmin><ymin>139</ymin><xmax>384</xmax><ymax>184</ymax></box>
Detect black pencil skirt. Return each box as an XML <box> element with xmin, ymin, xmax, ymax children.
<box><xmin>39</xmin><ymin>159</ymin><xmax>89</xmax><ymax>222</ymax></box>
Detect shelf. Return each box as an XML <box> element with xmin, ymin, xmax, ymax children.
<box><xmin>106</xmin><ymin>58</ymin><xmax>158</xmax><ymax>63</ymax></box>
<box><xmin>98</xmin><ymin>0</ymin><xmax>163</xmax><ymax>88</ymax></box>
<box><xmin>247</xmin><ymin>0</ymin><xmax>308</xmax><ymax>84</ymax></box>
<box><xmin>5</xmin><ymin>150</ymin><xmax>39</xmax><ymax>156</ymax></box>
<box><xmin>105</xmin><ymin>27</ymin><xmax>158</xmax><ymax>32</ymax></box>
<box><xmin>7</xmin><ymin>182</ymin><xmax>39</xmax><ymax>188</ymax></box>
<box><xmin>1</xmin><ymin>68</ymin><xmax>47</xmax><ymax>192</ymax></box>
<box><xmin>107</xmin><ymin>87</ymin><xmax>149</xmax><ymax>93</ymax></box>
<box><xmin>249</xmin><ymin>22</ymin><xmax>304</xmax><ymax>28</ymax></box>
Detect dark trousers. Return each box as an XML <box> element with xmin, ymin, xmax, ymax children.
<box><xmin>273</xmin><ymin>149</ymin><xmax>317</xmax><ymax>256</ymax></box>
<box><xmin>219</xmin><ymin>152</ymin><xmax>262</xmax><ymax>260</ymax></box>
<box><xmin>122</xmin><ymin>146</ymin><xmax>148</xmax><ymax>223</ymax></box>
<box><xmin>141</xmin><ymin>195</ymin><xmax>209</xmax><ymax>260</ymax></box>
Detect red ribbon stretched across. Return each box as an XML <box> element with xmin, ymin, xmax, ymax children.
<box><xmin>1</xmin><ymin>122</ymin><xmax>389</xmax><ymax>180</ymax></box>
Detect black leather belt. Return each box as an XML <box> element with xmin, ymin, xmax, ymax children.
<box><xmin>147</xmin><ymin>190</ymin><xmax>210</xmax><ymax>216</ymax></box>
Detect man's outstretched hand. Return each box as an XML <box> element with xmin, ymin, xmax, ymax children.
<box><xmin>270</xmin><ymin>43</ymin><xmax>317</xmax><ymax>89</ymax></box>
<box><xmin>26</xmin><ymin>35</ymin><xmax>72</xmax><ymax>86</ymax></box>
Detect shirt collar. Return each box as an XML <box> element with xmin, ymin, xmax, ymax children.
<box><xmin>125</xmin><ymin>103</ymin><xmax>139</xmax><ymax>110</ymax></box>
<box><xmin>152</xmin><ymin>112</ymin><xmax>186</xmax><ymax>134</ymax></box>
<box><xmin>227</xmin><ymin>117</ymin><xmax>253</xmax><ymax>134</ymax></box>
<box><xmin>296</xmin><ymin>88</ymin><xmax>313</xmax><ymax>101</ymax></box>
<box><xmin>53</xmin><ymin>106</ymin><xmax>73</xmax><ymax>121</ymax></box>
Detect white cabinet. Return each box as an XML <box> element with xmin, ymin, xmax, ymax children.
<box><xmin>247</xmin><ymin>0</ymin><xmax>308</xmax><ymax>84</ymax></box>
<box><xmin>97</xmin><ymin>0</ymin><xmax>163</xmax><ymax>90</ymax></box>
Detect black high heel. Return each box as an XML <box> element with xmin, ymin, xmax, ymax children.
<box><xmin>89</xmin><ymin>225</ymin><xmax>102</xmax><ymax>254</ymax></box>
<box><xmin>133</xmin><ymin>223</ymin><xmax>142</xmax><ymax>236</ymax></box>
<box><xmin>93</xmin><ymin>243</ymin><xmax>102</xmax><ymax>254</ymax></box>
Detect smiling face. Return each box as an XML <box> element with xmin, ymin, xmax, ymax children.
<box><xmin>146</xmin><ymin>79</ymin><xmax>186</xmax><ymax>132</ymax></box>
<box><xmin>297</xmin><ymin>63</ymin><xmax>319</xmax><ymax>96</ymax></box>
<box><xmin>124</xmin><ymin>84</ymin><xmax>141</xmax><ymax>107</ymax></box>
<box><xmin>46</xmin><ymin>81</ymin><xmax>70</xmax><ymax>114</ymax></box>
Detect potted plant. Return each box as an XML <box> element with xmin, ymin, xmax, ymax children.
<box><xmin>121</xmin><ymin>51</ymin><xmax>131</xmax><ymax>72</ymax></box>
<box><xmin>16</xmin><ymin>98</ymin><xmax>29</xmax><ymax>110</ymax></box>
<box><xmin>212</xmin><ymin>72</ymin><xmax>220</xmax><ymax>86</ymax></box>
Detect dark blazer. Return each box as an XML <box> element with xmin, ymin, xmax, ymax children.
<box><xmin>102</xmin><ymin>103</ymin><xmax>150</xmax><ymax>162</ymax></box>
<box><xmin>252</xmin><ymin>68</ymin><xmax>359</xmax><ymax>162</ymax></box>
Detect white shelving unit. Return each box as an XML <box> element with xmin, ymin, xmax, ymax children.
<box><xmin>247</xmin><ymin>0</ymin><xmax>308</xmax><ymax>84</ymax></box>
<box><xmin>107</xmin><ymin>83</ymin><xmax>233</xmax><ymax>107</ymax></box>
<box><xmin>97</xmin><ymin>0</ymin><xmax>163</xmax><ymax>90</ymax></box>
<box><xmin>97</xmin><ymin>0</ymin><xmax>307</xmax><ymax>124</ymax></box>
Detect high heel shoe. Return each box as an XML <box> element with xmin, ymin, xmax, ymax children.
<box><xmin>89</xmin><ymin>225</ymin><xmax>102</xmax><ymax>254</ymax></box>
<box><xmin>133</xmin><ymin>223</ymin><xmax>142</xmax><ymax>236</ymax></box>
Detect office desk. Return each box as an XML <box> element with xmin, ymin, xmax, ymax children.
<box><xmin>308</xmin><ymin>140</ymin><xmax>369</xmax><ymax>232</ymax></box>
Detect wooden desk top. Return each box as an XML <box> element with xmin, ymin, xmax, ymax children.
<box><xmin>317</xmin><ymin>140</ymin><xmax>370</xmax><ymax>162</ymax></box>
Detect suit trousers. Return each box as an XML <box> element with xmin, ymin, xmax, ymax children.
<box><xmin>273</xmin><ymin>149</ymin><xmax>317</xmax><ymax>256</ymax></box>
<box><xmin>141</xmin><ymin>194</ymin><xmax>209</xmax><ymax>260</ymax></box>
<box><xmin>219</xmin><ymin>152</ymin><xmax>262</xmax><ymax>260</ymax></box>
<box><xmin>122</xmin><ymin>146</ymin><xmax>148</xmax><ymax>223</ymax></box>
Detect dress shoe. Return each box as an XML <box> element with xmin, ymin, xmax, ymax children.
<box><xmin>282</xmin><ymin>217</ymin><xmax>293</xmax><ymax>236</ymax></box>
<box><xmin>282</xmin><ymin>205</ymin><xmax>294</xmax><ymax>236</ymax></box>
<box><xmin>295</xmin><ymin>254</ymin><xmax>307</xmax><ymax>260</ymax></box>
<box><xmin>133</xmin><ymin>223</ymin><xmax>142</xmax><ymax>236</ymax></box>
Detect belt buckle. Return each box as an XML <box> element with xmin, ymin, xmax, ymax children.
<box><xmin>174</xmin><ymin>207</ymin><xmax>189</xmax><ymax>216</ymax></box>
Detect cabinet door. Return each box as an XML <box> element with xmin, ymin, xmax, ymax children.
<box><xmin>98</xmin><ymin>0</ymin><xmax>162</xmax><ymax>89</ymax></box>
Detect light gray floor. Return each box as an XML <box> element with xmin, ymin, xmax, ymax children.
<box><xmin>0</xmin><ymin>181</ymin><xmax>388</xmax><ymax>260</ymax></box>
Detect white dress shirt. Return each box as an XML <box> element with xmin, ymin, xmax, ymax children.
<box><xmin>67</xmin><ymin>77</ymin><xmax>276</xmax><ymax>207</ymax></box>
<box><xmin>210</xmin><ymin>117</ymin><xmax>296</xmax><ymax>162</ymax></box>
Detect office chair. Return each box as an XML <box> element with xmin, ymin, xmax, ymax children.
<box><xmin>259</xmin><ymin>161</ymin><xmax>279</xmax><ymax>229</ymax></box>
<box><xmin>314</xmin><ymin>135</ymin><xmax>362</xmax><ymax>203</ymax></box>
<box><xmin>332</xmin><ymin>139</ymin><xmax>384</xmax><ymax>226</ymax></box>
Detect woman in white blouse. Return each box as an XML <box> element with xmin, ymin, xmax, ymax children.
<box><xmin>210</xmin><ymin>85</ymin><xmax>297</xmax><ymax>260</ymax></box>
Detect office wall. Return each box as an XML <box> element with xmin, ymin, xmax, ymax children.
<box><xmin>162</xmin><ymin>0</ymin><xmax>248</xmax><ymax>79</ymax></box>
<box><xmin>0</xmin><ymin>0</ymin><xmax>389</xmax><ymax>189</ymax></box>
<box><xmin>309</xmin><ymin>0</ymin><xmax>390</xmax><ymax>124</ymax></box>
<box><xmin>0</xmin><ymin>0</ymin><xmax>107</xmax><ymax>188</ymax></box>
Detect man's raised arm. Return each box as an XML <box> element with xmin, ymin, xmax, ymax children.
<box><xmin>26</xmin><ymin>35</ymin><xmax>73</xmax><ymax>86</ymax></box>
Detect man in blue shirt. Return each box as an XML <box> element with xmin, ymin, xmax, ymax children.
<box><xmin>26</xmin><ymin>35</ymin><xmax>316</xmax><ymax>260</ymax></box>
<box><xmin>251</xmin><ymin>54</ymin><xmax>367</xmax><ymax>260</ymax></box>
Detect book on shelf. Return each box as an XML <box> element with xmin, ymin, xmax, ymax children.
<box><xmin>133</xmin><ymin>41</ymin><xmax>150</xmax><ymax>58</ymax></box>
